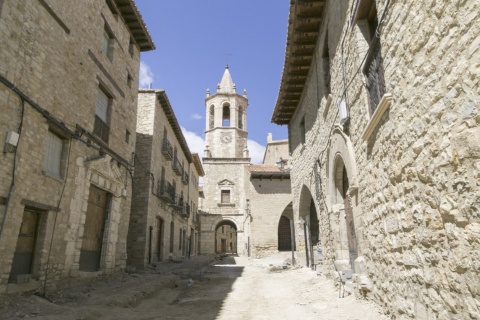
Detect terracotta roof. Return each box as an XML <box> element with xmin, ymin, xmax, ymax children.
<box><xmin>271</xmin><ymin>0</ymin><xmax>326</xmax><ymax>124</ymax></box>
<box><xmin>113</xmin><ymin>0</ymin><xmax>155</xmax><ymax>51</ymax></box>
<box><xmin>247</xmin><ymin>164</ymin><xmax>291</xmax><ymax>179</ymax></box>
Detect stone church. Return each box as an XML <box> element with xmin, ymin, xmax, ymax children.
<box><xmin>199</xmin><ymin>67</ymin><xmax>292</xmax><ymax>258</ymax></box>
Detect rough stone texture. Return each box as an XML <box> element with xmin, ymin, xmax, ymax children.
<box><xmin>127</xmin><ymin>91</ymin><xmax>202</xmax><ymax>268</ymax></box>
<box><xmin>275</xmin><ymin>0</ymin><xmax>480</xmax><ymax>319</ymax></box>
<box><xmin>0</xmin><ymin>0</ymin><xmax>152</xmax><ymax>294</ymax></box>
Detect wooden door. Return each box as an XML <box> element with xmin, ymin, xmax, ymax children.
<box><xmin>10</xmin><ymin>209</ymin><xmax>39</xmax><ymax>279</ymax></box>
<box><xmin>278</xmin><ymin>216</ymin><xmax>292</xmax><ymax>251</ymax></box>
<box><xmin>79</xmin><ymin>186</ymin><xmax>108</xmax><ymax>271</ymax></box>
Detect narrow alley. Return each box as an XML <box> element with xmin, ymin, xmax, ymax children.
<box><xmin>0</xmin><ymin>255</ymin><xmax>387</xmax><ymax>320</ymax></box>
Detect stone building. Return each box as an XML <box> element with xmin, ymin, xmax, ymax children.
<box><xmin>246</xmin><ymin>136</ymin><xmax>292</xmax><ymax>258</ymax></box>
<box><xmin>272</xmin><ymin>0</ymin><xmax>479</xmax><ymax>318</ymax></box>
<box><xmin>0</xmin><ymin>0</ymin><xmax>153</xmax><ymax>294</ymax></box>
<box><xmin>200</xmin><ymin>67</ymin><xmax>293</xmax><ymax>257</ymax></box>
<box><xmin>199</xmin><ymin>66</ymin><xmax>251</xmax><ymax>255</ymax></box>
<box><xmin>127</xmin><ymin>90</ymin><xmax>204</xmax><ymax>267</ymax></box>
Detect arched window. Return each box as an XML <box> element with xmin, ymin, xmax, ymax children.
<box><xmin>209</xmin><ymin>105</ymin><xmax>214</xmax><ymax>129</ymax></box>
<box><xmin>238</xmin><ymin>106</ymin><xmax>243</xmax><ymax>129</ymax></box>
<box><xmin>222</xmin><ymin>104</ymin><xmax>230</xmax><ymax>127</ymax></box>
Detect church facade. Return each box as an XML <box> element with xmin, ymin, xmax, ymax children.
<box><xmin>199</xmin><ymin>67</ymin><xmax>292</xmax><ymax>258</ymax></box>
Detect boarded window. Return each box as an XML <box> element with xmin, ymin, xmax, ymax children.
<box><xmin>221</xmin><ymin>190</ymin><xmax>230</xmax><ymax>204</ymax></box>
<box><xmin>43</xmin><ymin>130</ymin><xmax>63</xmax><ymax>177</ymax></box>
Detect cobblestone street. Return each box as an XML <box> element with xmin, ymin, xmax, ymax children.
<box><xmin>0</xmin><ymin>255</ymin><xmax>387</xmax><ymax>320</ymax></box>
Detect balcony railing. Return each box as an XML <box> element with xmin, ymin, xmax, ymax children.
<box><xmin>182</xmin><ymin>171</ymin><xmax>189</xmax><ymax>185</ymax></box>
<box><xmin>157</xmin><ymin>180</ymin><xmax>175</xmax><ymax>203</ymax></box>
<box><xmin>162</xmin><ymin>138</ymin><xmax>173</xmax><ymax>160</ymax></box>
<box><xmin>172</xmin><ymin>157</ymin><xmax>183</xmax><ymax>176</ymax></box>
<box><xmin>364</xmin><ymin>38</ymin><xmax>386</xmax><ymax>116</ymax></box>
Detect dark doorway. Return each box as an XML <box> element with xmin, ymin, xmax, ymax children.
<box><xmin>155</xmin><ymin>218</ymin><xmax>164</xmax><ymax>262</ymax></box>
<box><xmin>215</xmin><ymin>221</ymin><xmax>237</xmax><ymax>254</ymax></box>
<box><xmin>9</xmin><ymin>209</ymin><xmax>40</xmax><ymax>283</ymax></box>
<box><xmin>278</xmin><ymin>216</ymin><xmax>292</xmax><ymax>251</ymax></box>
<box><xmin>79</xmin><ymin>185</ymin><xmax>109</xmax><ymax>271</ymax></box>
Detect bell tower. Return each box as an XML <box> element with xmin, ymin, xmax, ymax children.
<box><xmin>204</xmin><ymin>65</ymin><xmax>249</xmax><ymax>159</ymax></box>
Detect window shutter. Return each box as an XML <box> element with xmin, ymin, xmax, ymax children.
<box><xmin>96</xmin><ymin>89</ymin><xmax>109</xmax><ymax>122</ymax></box>
<box><xmin>44</xmin><ymin>131</ymin><xmax>63</xmax><ymax>177</ymax></box>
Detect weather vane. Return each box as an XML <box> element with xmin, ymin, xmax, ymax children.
<box><xmin>223</xmin><ymin>53</ymin><xmax>233</xmax><ymax>66</ymax></box>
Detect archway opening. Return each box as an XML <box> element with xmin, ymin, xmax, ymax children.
<box><xmin>334</xmin><ymin>156</ymin><xmax>358</xmax><ymax>271</ymax></box>
<box><xmin>222</xmin><ymin>104</ymin><xmax>230</xmax><ymax>127</ymax></box>
<box><xmin>278</xmin><ymin>202</ymin><xmax>295</xmax><ymax>251</ymax></box>
<box><xmin>215</xmin><ymin>220</ymin><xmax>237</xmax><ymax>254</ymax></box>
<box><xmin>298</xmin><ymin>187</ymin><xmax>320</xmax><ymax>268</ymax></box>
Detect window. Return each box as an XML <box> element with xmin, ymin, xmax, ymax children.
<box><xmin>127</xmin><ymin>72</ymin><xmax>133</xmax><ymax>88</ymax></box>
<box><xmin>356</xmin><ymin>0</ymin><xmax>385</xmax><ymax>116</ymax></box>
<box><xmin>101</xmin><ymin>26</ymin><xmax>114</xmax><ymax>60</ymax></box>
<box><xmin>128</xmin><ymin>37</ymin><xmax>135</xmax><ymax>58</ymax></box>
<box><xmin>221</xmin><ymin>190</ymin><xmax>230</xmax><ymax>204</ymax></box>
<box><xmin>125</xmin><ymin>130</ymin><xmax>130</xmax><ymax>144</ymax></box>
<box><xmin>209</xmin><ymin>105</ymin><xmax>214</xmax><ymax>129</ymax></box>
<box><xmin>94</xmin><ymin>87</ymin><xmax>110</xmax><ymax>143</ymax></box>
<box><xmin>222</xmin><ymin>104</ymin><xmax>230</xmax><ymax>127</ymax></box>
<box><xmin>43</xmin><ymin>130</ymin><xmax>64</xmax><ymax>178</ymax></box>
<box><xmin>322</xmin><ymin>32</ymin><xmax>331</xmax><ymax>97</ymax></box>
<box><xmin>300</xmin><ymin>117</ymin><xmax>306</xmax><ymax>144</ymax></box>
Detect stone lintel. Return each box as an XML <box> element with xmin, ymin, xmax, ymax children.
<box><xmin>21</xmin><ymin>199</ymin><xmax>61</xmax><ymax>212</ymax></box>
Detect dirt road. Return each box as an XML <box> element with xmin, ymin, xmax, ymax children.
<box><xmin>0</xmin><ymin>255</ymin><xmax>388</xmax><ymax>319</ymax></box>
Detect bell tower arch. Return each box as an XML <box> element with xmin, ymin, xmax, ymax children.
<box><xmin>204</xmin><ymin>65</ymin><xmax>249</xmax><ymax>159</ymax></box>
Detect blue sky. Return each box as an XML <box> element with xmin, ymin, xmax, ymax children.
<box><xmin>135</xmin><ymin>1</ymin><xmax>290</xmax><ymax>163</ymax></box>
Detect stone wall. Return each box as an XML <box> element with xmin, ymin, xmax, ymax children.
<box><xmin>128</xmin><ymin>91</ymin><xmax>201</xmax><ymax>267</ymax></box>
<box><xmin>281</xmin><ymin>0</ymin><xmax>479</xmax><ymax>318</ymax></box>
<box><xmin>0</xmin><ymin>0</ymin><xmax>151</xmax><ymax>294</ymax></box>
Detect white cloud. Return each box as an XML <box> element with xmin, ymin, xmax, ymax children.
<box><xmin>190</xmin><ymin>113</ymin><xmax>203</xmax><ymax>120</ymax></box>
<box><xmin>181</xmin><ymin>127</ymin><xmax>205</xmax><ymax>156</ymax></box>
<box><xmin>247</xmin><ymin>140</ymin><xmax>266</xmax><ymax>164</ymax></box>
<box><xmin>139</xmin><ymin>61</ymin><xmax>154</xmax><ymax>88</ymax></box>
<box><xmin>181</xmin><ymin>127</ymin><xmax>266</xmax><ymax>165</ymax></box>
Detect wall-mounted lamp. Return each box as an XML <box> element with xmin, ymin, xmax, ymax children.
<box><xmin>276</xmin><ymin>157</ymin><xmax>287</xmax><ymax>169</ymax></box>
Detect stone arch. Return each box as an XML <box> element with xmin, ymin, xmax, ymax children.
<box><xmin>214</xmin><ymin>219</ymin><xmax>238</xmax><ymax>254</ymax></box>
<box><xmin>297</xmin><ymin>184</ymin><xmax>320</xmax><ymax>267</ymax></box>
<box><xmin>222</xmin><ymin>102</ymin><xmax>231</xmax><ymax>127</ymax></box>
<box><xmin>327</xmin><ymin>128</ymin><xmax>361</xmax><ymax>272</ymax></box>
<box><xmin>277</xmin><ymin>202</ymin><xmax>294</xmax><ymax>251</ymax></box>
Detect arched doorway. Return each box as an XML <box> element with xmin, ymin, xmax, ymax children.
<box><xmin>215</xmin><ymin>220</ymin><xmax>237</xmax><ymax>254</ymax></box>
<box><xmin>334</xmin><ymin>156</ymin><xmax>358</xmax><ymax>271</ymax></box>
<box><xmin>298</xmin><ymin>186</ymin><xmax>320</xmax><ymax>267</ymax></box>
<box><xmin>278</xmin><ymin>202</ymin><xmax>295</xmax><ymax>251</ymax></box>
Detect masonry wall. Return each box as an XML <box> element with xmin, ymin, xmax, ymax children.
<box><xmin>248</xmin><ymin>178</ymin><xmax>292</xmax><ymax>257</ymax></box>
<box><xmin>128</xmin><ymin>91</ymin><xmax>200</xmax><ymax>267</ymax></box>
<box><xmin>0</xmin><ymin>0</ymin><xmax>145</xmax><ymax>294</ymax></box>
<box><xmin>286</xmin><ymin>0</ymin><xmax>479</xmax><ymax>319</ymax></box>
